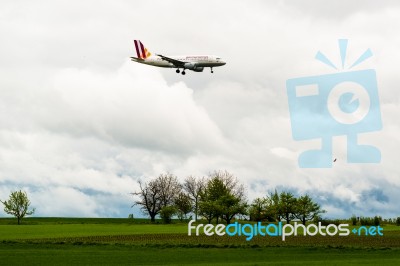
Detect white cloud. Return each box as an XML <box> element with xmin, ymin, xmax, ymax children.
<box><xmin>33</xmin><ymin>187</ymin><xmax>99</xmax><ymax>217</ymax></box>
<box><xmin>0</xmin><ymin>0</ymin><xmax>399</xmax><ymax>218</ymax></box>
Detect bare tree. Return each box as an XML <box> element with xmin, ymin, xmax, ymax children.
<box><xmin>157</xmin><ymin>173</ymin><xmax>182</xmax><ymax>207</ymax></box>
<box><xmin>183</xmin><ymin>176</ymin><xmax>205</xmax><ymax>221</ymax></box>
<box><xmin>131</xmin><ymin>180</ymin><xmax>161</xmax><ymax>222</ymax></box>
<box><xmin>212</xmin><ymin>170</ymin><xmax>245</xmax><ymax>199</ymax></box>
<box><xmin>131</xmin><ymin>173</ymin><xmax>181</xmax><ymax>222</ymax></box>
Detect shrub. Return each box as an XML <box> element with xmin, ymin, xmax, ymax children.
<box><xmin>160</xmin><ymin>206</ymin><xmax>177</xmax><ymax>224</ymax></box>
<box><xmin>374</xmin><ymin>216</ymin><xmax>381</xmax><ymax>226</ymax></box>
<box><xmin>351</xmin><ymin>215</ymin><xmax>357</xmax><ymax>226</ymax></box>
<box><xmin>360</xmin><ymin>217</ymin><xmax>374</xmax><ymax>226</ymax></box>
<box><xmin>312</xmin><ymin>215</ymin><xmax>322</xmax><ymax>224</ymax></box>
<box><xmin>396</xmin><ymin>217</ymin><xmax>400</xmax><ymax>226</ymax></box>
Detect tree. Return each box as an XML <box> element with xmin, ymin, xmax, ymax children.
<box><xmin>174</xmin><ymin>192</ymin><xmax>192</xmax><ymax>221</ymax></box>
<box><xmin>198</xmin><ymin>200</ymin><xmax>219</xmax><ymax>224</ymax></box>
<box><xmin>157</xmin><ymin>173</ymin><xmax>182</xmax><ymax>207</ymax></box>
<box><xmin>219</xmin><ymin>192</ymin><xmax>247</xmax><ymax>224</ymax></box>
<box><xmin>131</xmin><ymin>180</ymin><xmax>161</xmax><ymax>222</ymax></box>
<box><xmin>198</xmin><ymin>170</ymin><xmax>247</xmax><ymax>224</ymax></box>
<box><xmin>249</xmin><ymin>197</ymin><xmax>275</xmax><ymax>222</ymax></box>
<box><xmin>183</xmin><ymin>176</ymin><xmax>205</xmax><ymax>221</ymax></box>
<box><xmin>279</xmin><ymin>191</ymin><xmax>297</xmax><ymax>224</ymax></box>
<box><xmin>269</xmin><ymin>190</ymin><xmax>282</xmax><ymax>222</ymax></box>
<box><xmin>213</xmin><ymin>170</ymin><xmax>245</xmax><ymax>199</ymax></box>
<box><xmin>203</xmin><ymin>175</ymin><xmax>227</xmax><ymax>223</ymax></box>
<box><xmin>351</xmin><ymin>215</ymin><xmax>357</xmax><ymax>226</ymax></box>
<box><xmin>1</xmin><ymin>190</ymin><xmax>35</xmax><ymax>225</ymax></box>
<box><xmin>295</xmin><ymin>194</ymin><xmax>325</xmax><ymax>225</ymax></box>
<box><xmin>131</xmin><ymin>173</ymin><xmax>182</xmax><ymax>222</ymax></box>
<box><xmin>198</xmin><ymin>180</ymin><xmax>220</xmax><ymax>224</ymax></box>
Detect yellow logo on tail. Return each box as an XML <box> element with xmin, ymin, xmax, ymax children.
<box><xmin>134</xmin><ymin>40</ymin><xmax>151</xmax><ymax>59</ymax></box>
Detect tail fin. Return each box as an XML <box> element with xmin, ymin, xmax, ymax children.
<box><xmin>134</xmin><ymin>40</ymin><xmax>152</xmax><ymax>59</ymax></box>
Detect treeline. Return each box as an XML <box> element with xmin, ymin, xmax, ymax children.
<box><xmin>131</xmin><ymin>170</ymin><xmax>325</xmax><ymax>224</ymax></box>
<box><xmin>351</xmin><ymin>215</ymin><xmax>400</xmax><ymax>226</ymax></box>
<box><xmin>248</xmin><ymin>191</ymin><xmax>325</xmax><ymax>225</ymax></box>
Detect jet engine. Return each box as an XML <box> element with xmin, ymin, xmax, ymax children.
<box><xmin>184</xmin><ymin>63</ymin><xmax>204</xmax><ymax>72</ymax></box>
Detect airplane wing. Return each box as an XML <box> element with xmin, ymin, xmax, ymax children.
<box><xmin>156</xmin><ymin>54</ymin><xmax>185</xmax><ymax>67</ymax></box>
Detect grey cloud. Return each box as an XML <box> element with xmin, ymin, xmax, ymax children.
<box><xmin>0</xmin><ymin>0</ymin><xmax>399</xmax><ymax>218</ymax></box>
<box><xmin>361</xmin><ymin>188</ymin><xmax>389</xmax><ymax>203</ymax></box>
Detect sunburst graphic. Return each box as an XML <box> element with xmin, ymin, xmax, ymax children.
<box><xmin>315</xmin><ymin>39</ymin><xmax>373</xmax><ymax>70</ymax></box>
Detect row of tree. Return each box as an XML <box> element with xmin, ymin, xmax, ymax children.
<box><xmin>249</xmin><ymin>191</ymin><xmax>325</xmax><ymax>225</ymax></box>
<box><xmin>132</xmin><ymin>171</ymin><xmax>325</xmax><ymax>224</ymax></box>
<box><xmin>132</xmin><ymin>171</ymin><xmax>246</xmax><ymax>224</ymax></box>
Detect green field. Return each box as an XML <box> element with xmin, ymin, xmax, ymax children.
<box><xmin>0</xmin><ymin>218</ymin><xmax>399</xmax><ymax>265</ymax></box>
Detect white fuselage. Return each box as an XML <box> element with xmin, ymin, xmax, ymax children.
<box><xmin>133</xmin><ymin>55</ymin><xmax>226</xmax><ymax>68</ymax></box>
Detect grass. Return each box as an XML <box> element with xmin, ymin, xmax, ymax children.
<box><xmin>0</xmin><ymin>217</ymin><xmax>156</xmax><ymax>225</ymax></box>
<box><xmin>0</xmin><ymin>224</ymin><xmax>186</xmax><ymax>240</ymax></box>
<box><xmin>0</xmin><ymin>218</ymin><xmax>399</xmax><ymax>265</ymax></box>
<box><xmin>1</xmin><ymin>243</ymin><xmax>399</xmax><ymax>266</ymax></box>
<box><xmin>0</xmin><ymin>217</ymin><xmax>187</xmax><ymax>240</ymax></box>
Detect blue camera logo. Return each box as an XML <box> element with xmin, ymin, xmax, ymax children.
<box><xmin>286</xmin><ymin>39</ymin><xmax>382</xmax><ymax>168</ymax></box>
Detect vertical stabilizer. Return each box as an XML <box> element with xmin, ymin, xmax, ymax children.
<box><xmin>134</xmin><ymin>40</ymin><xmax>152</xmax><ymax>59</ymax></box>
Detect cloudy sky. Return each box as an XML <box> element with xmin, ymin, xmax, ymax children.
<box><xmin>0</xmin><ymin>0</ymin><xmax>399</xmax><ymax>219</ymax></box>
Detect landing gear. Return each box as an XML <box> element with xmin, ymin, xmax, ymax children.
<box><xmin>210</xmin><ymin>67</ymin><xmax>214</xmax><ymax>73</ymax></box>
<box><xmin>176</xmin><ymin>68</ymin><xmax>186</xmax><ymax>75</ymax></box>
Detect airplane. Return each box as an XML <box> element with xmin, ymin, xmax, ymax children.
<box><xmin>130</xmin><ymin>40</ymin><xmax>226</xmax><ymax>75</ymax></box>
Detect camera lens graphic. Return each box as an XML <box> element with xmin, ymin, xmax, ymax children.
<box><xmin>327</xmin><ymin>81</ymin><xmax>370</xmax><ymax>124</ymax></box>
